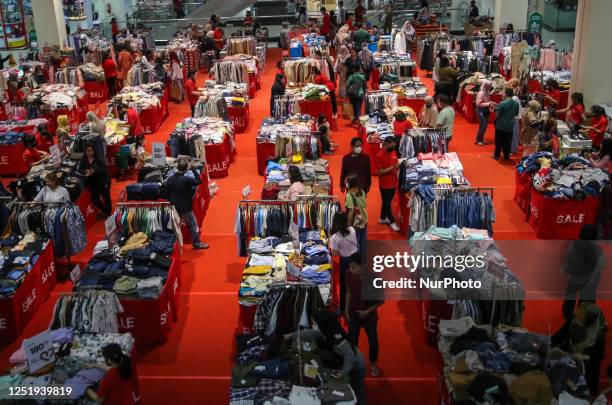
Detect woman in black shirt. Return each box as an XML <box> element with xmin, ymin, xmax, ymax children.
<box><xmin>78</xmin><ymin>145</ymin><xmax>112</xmax><ymax>216</ymax></box>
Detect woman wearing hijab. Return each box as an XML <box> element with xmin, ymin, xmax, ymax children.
<box><xmin>270</xmin><ymin>73</ymin><xmax>286</xmax><ymax>116</ymax></box>
<box><xmin>56</xmin><ymin>115</ymin><xmax>72</xmax><ymax>154</ymax></box>
<box><xmin>86</xmin><ymin>111</ymin><xmax>106</xmax><ymax>137</ymax></box>
<box><xmin>402</xmin><ymin>21</ymin><xmax>416</xmax><ymax>54</ymax></box>
<box><xmin>335</xmin><ymin>45</ymin><xmax>350</xmax><ymax>98</ymax></box>
<box><xmin>474</xmin><ymin>80</ymin><xmax>492</xmax><ymax>145</ymax></box>
<box><xmin>419</xmin><ymin>96</ymin><xmax>438</xmax><ymax>128</ymax></box>
<box><xmin>521</xmin><ymin>100</ymin><xmax>544</xmax><ymax>157</ymax></box>
<box><xmin>334</xmin><ymin>25</ymin><xmax>351</xmax><ymax>48</ymax></box>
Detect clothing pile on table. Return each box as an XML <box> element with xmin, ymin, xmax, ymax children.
<box><xmin>529</xmin><ymin>70</ymin><xmax>571</xmax><ymax>90</ymax></box>
<box><xmin>399</xmin><ymin>152</ymin><xmax>468</xmax><ymax>192</ymax></box>
<box><xmin>0</xmin><ymin>233</ymin><xmax>48</xmax><ymax>299</ymax></box>
<box><xmin>457</xmin><ymin>72</ymin><xmax>506</xmax><ymax>103</ymax></box>
<box><xmin>111</xmin><ymin>82</ymin><xmax>164</xmax><ymax>112</ymax></box>
<box><xmin>125</xmin><ymin>158</ymin><xmax>204</xmax><ymax>202</ymax></box>
<box><xmin>74</xmin><ymin>229</ymin><xmax>176</xmax><ymax>300</ymax></box>
<box><xmin>386</xmin><ymin>79</ymin><xmax>428</xmax><ymax>99</ymax></box>
<box><xmin>263</xmin><ymin>158</ymin><xmax>331</xmax><ymax>199</ymax></box>
<box><xmin>0</xmin><ymin>118</ymin><xmax>46</xmax><ymax>134</ymax></box>
<box><xmin>16</xmin><ymin>157</ymin><xmax>85</xmax><ymax>201</ymax></box>
<box><xmin>285</xmin><ymin>83</ymin><xmax>330</xmax><ymax>101</ymax></box>
<box><xmin>168</xmin><ymin>117</ymin><xmax>234</xmax><ymax>159</ymax></box>
<box><xmin>79</xmin><ymin>63</ymin><xmax>105</xmax><ymax>82</ymax></box>
<box><xmin>256</xmin><ymin>115</ymin><xmax>314</xmax><ymax>144</ymax></box>
<box><xmin>103</xmin><ymin>119</ymin><xmax>131</xmax><ymax>145</ymax></box>
<box><xmin>363</xmin><ymin>108</ymin><xmax>417</xmax><ymax>143</ymax></box>
<box><xmin>439</xmin><ymin>319</ymin><xmax>590</xmax><ymax>404</ymax></box>
<box><xmin>166</xmin><ymin>37</ymin><xmax>200</xmax><ymax>56</ymax></box>
<box><xmin>212</xmin><ymin>54</ymin><xmax>259</xmax><ymax>84</ymax></box>
<box><xmin>194</xmin><ymin>81</ymin><xmax>248</xmax><ymax>119</ymax></box>
<box><xmin>238</xmin><ymin>230</ymin><xmax>332</xmax><ymax>307</ymax></box>
<box><xmin>5</xmin><ymin>329</ymin><xmax>134</xmax><ymax>402</ymax></box>
<box><xmin>24</xmin><ymin>84</ymin><xmax>85</xmax><ymax>111</ymax></box>
<box><xmin>364</xmin><ymin>120</ymin><xmax>393</xmax><ymax>143</ymax></box>
<box><xmin>519</xmin><ymin>153</ymin><xmax>610</xmax><ymax>200</ymax></box>
<box><xmin>373</xmin><ymin>52</ymin><xmax>416</xmax><ymax>81</ymax></box>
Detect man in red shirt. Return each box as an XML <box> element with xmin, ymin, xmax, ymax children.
<box><xmin>313</xmin><ymin>67</ymin><xmax>337</xmax><ymax>118</ymax></box>
<box><xmin>354</xmin><ymin>0</ymin><xmax>366</xmax><ymax>24</ymax></box>
<box><xmin>120</xmin><ymin>104</ymin><xmax>144</xmax><ymax>142</ymax></box>
<box><xmin>375</xmin><ymin>137</ymin><xmax>402</xmax><ymax>231</ymax></box>
<box><xmin>102</xmin><ymin>52</ymin><xmax>117</xmax><ymax>97</ymax></box>
<box><xmin>582</xmin><ymin>105</ymin><xmax>609</xmax><ymax>149</ymax></box>
<box><xmin>320</xmin><ymin>7</ymin><xmax>331</xmax><ymax>41</ymax></box>
<box><xmin>184</xmin><ymin>70</ymin><xmax>200</xmax><ymax>117</ymax></box>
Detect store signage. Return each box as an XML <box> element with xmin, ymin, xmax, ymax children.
<box><xmin>49</xmin><ymin>145</ymin><xmax>61</xmax><ymax>168</ymax></box>
<box><xmin>41</xmin><ymin>262</ymin><xmax>55</xmax><ymax>284</ymax></box>
<box><xmin>0</xmin><ymin>318</ymin><xmax>6</xmax><ymax>329</ymax></box>
<box><xmin>23</xmin><ymin>331</ymin><xmax>55</xmax><ymax>373</ymax></box>
<box><xmin>528</xmin><ymin>12</ymin><xmax>542</xmax><ymax>35</ymax></box>
<box><xmin>70</xmin><ymin>265</ymin><xmax>82</xmax><ymax>284</ymax></box>
<box><xmin>120</xmin><ymin>316</ymin><xmax>135</xmax><ymax>330</ymax></box>
<box><xmin>556</xmin><ymin>213</ymin><xmax>585</xmax><ymax>224</ymax></box>
<box><xmin>152</xmin><ymin>142</ymin><xmax>166</xmax><ymax>166</ymax></box>
<box><xmin>0</xmin><ymin>156</ymin><xmax>9</xmax><ymax>165</ymax></box>
<box><xmin>22</xmin><ymin>288</ymin><xmax>37</xmax><ymax>313</ymax></box>
<box><xmin>105</xmin><ymin>216</ymin><xmax>118</xmax><ymax>248</ymax></box>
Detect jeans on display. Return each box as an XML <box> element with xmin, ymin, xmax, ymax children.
<box><xmin>355</xmin><ymin>226</ymin><xmax>367</xmax><ymax>260</ymax></box>
<box><xmin>379</xmin><ymin>188</ymin><xmax>395</xmax><ymax>223</ymax></box>
<box><xmin>181</xmin><ymin>211</ymin><xmax>202</xmax><ymax>246</ymax></box>
<box><xmin>348</xmin><ymin>315</ymin><xmax>379</xmax><ymax>363</ymax></box>
<box><xmin>494</xmin><ymin>129</ymin><xmax>512</xmax><ymax>160</ymax></box>
<box><xmin>475</xmin><ymin>107</ymin><xmax>489</xmax><ymax>143</ymax></box>
<box><xmin>350</xmin><ymin>96</ymin><xmax>364</xmax><ymax>121</ymax></box>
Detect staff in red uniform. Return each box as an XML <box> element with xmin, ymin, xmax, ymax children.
<box><xmin>86</xmin><ymin>344</ymin><xmax>137</xmax><ymax>405</ymax></box>
<box><xmin>184</xmin><ymin>70</ymin><xmax>200</xmax><ymax>117</ymax></box>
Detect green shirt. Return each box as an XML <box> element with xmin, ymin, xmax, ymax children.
<box><xmin>495</xmin><ymin>98</ymin><xmax>519</xmax><ymax>132</ymax></box>
<box><xmin>347</xmin><ymin>73</ymin><xmax>366</xmax><ymax>98</ymax></box>
<box><xmin>353</xmin><ymin>29</ymin><xmax>371</xmax><ymax>50</ymax></box>
<box><xmin>346</xmin><ymin>190</ymin><xmax>368</xmax><ymax>224</ymax></box>
<box><xmin>436</xmin><ymin>106</ymin><xmax>455</xmax><ymax>139</ymax></box>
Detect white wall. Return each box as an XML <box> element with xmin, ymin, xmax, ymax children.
<box><xmin>570</xmin><ymin>0</ymin><xmax>612</xmax><ymax>106</ymax></box>
<box><xmin>31</xmin><ymin>0</ymin><xmax>67</xmax><ymax>47</ymax></box>
<box><xmin>494</xmin><ymin>0</ymin><xmax>528</xmax><ymax>32</ymax></box>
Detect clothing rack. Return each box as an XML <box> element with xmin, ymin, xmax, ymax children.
<box><xmin>116</xmin><ymin>201</ymin><xmax>172</xmax><ymax>206</ymax></box>
<box><xmin>272</xmin><ymin>94</ymin><xmax>301</xmax><ymax>118</ymax></box>
<box><xmin>274</xmin><ymin>130</ymin><xmax>320</xmax><ymax>160</ymax></box>
<box><xmin>400</xmin><ymin>128</ymin><xmax>448</xmax><ymax>157</ymax></box>
<box><xmin>366</xmin><ymin>90</ymin><xmax>398</xmax><ymax>112</ymax></box>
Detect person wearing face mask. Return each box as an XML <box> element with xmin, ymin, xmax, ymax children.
<box><xmin>340</xmin><ymin>137</ymin><xmax>371</xmax><ymax>195</ymax></box>
<box><xmin>419</xmin><ymin>96</ymin><xmax>438</xmax><ymax>128</ymax></box>
<box><xmin>376</xmin><ymin>137</ymin><xmax>403</xmax><ymax>232</ymax></box>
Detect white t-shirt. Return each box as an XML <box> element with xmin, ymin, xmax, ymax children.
<box><xmin>33</xmin><ymin>186</ymin><xmax>70</xmax><ymax>203</ymax></box>
<box><xmin>330</xmin><ymin>227</ymin><xmax>359</xmax><ymax>258</ymax></box>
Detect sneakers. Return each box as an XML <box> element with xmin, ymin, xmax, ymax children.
<box><xmin>370</xmin><ymin>365</ymin><xmax>381</xmax><ymax>378</ymax></box>
<box><xmin>390</xmin><ymin>223</ymin><xmax>400</xmax><ymax>232</ymax></box>
<box><xmin>193</xmin><ymin>243</ymin><xmax>209</xmax><ymax>250</ymax></box>
<box><xmin>378</xmin><ymin>218</ymin><xmax>391</xmax><ymax>224</ymax></box>
<box><xmin>475</xmin><ymin>141</ymin><xmax>486</xmax><ymax>146</ymax></box>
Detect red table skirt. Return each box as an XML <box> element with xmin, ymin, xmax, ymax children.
<box><xmin>299</xmin><ymin>99</ymin><xmax>337</xmax><ymax>131</ymax></box>
<box><xmin>206</xmin><ymin>136</ymin><xmax>232</xmax><ymax>178</ymax></box>
<box><xmin>248</xmin><ymin>72</ymin><xmax>257</xmax><ymax>98</ymax></box>
<box><xmin>398</xmin><ymin>97</ymin><xmax>425</xmax><ymax>115</ymax></box>
<box><xmin>396</xmin><ymin>192</ymin><xmax>410</xmax><ymax>236</ymax></box>
<box><xmin>181</xmin><ymin>180</ymin><xmax>209</xmax><ymax>244</ymax></box>
<box><xmin>106</xmin><ymin>139</ymin><xmax>126</xmax><ymax>178</ymax></box>
<box><xmin>228</xmin><ymin>104</ymin><xmax>249</xmax><ymax>133</ymax></box>
<box><xmin>118</xmin><ymin>247</ymin><xmax>181</xmax><ymax>346</ymax></box>
<box><xmin>0</xmin><ymin>142</ymin><xmax>28</xmax><ymax>176</ymax></box>
<box><xmin>418</xmin><ymin>295</ymin><xmax>454</xmax><ymax>347</ymax></box>
<box><xmin>76</xmin><ymin>188</ymin><xmax>98</xmax><ymax>230</ymax></box>
<box><xmin>256</xmin><ymin>142</ymin><xmax>276</xmax><ymax>175</ymax></box>
<box><xmin>140</xmin><ymin>104</ymin><xmax>166</xmax><ymax>134</ymax></box>
<box><xmin>0</xmin><ymin>243</ymin><xmax>55</xmax><ymax>344</ymax></box>
<box><xmin>84</xmin><ymin>80</ymin><xmax>109</xmax><ymax>104</ymax></box>
<box><xmin>45</xmin><ymin>98</ymin><xmax>87</xmax><ymax>135</ymax></box>
<box><xmin>528</xmin><ymin>189</ymin><xmax>601</xmax><ymax>239</ymax></box>
<box><xmin>514</xmin><ymin>171</ymin><xmax>532</xmax><ymax>219</ymax></box>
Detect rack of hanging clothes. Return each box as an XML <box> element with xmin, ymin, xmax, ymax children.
<box><xmin>6</xmin><ymin>201</ymin><xmax>87</xmax><ymax>258</ymax></box>
<box><xmin>124</xmin><ymin>62</ymin><xmax>156</xmax><ymax>87</ymax></box>
<box><xmin>234</xmin><ymin>197</ymin><xmax>340</xmax><ymax>257</ymax></box>
<box><xmin>272</xmin><ymin>94</ymin><xmax>302</xmax><ymax>118</ymax></box>
<box><xmin>399</xmin><ymin>128</ymin><xmax>448</xmax><ymax>158</ymax></box>
<box><xmin>274</xmin><ymin>130</ymin><xmax>320</xmax><ymax>161</ymax></box>
<box><xmin>446</xmin><ymin>51</ymin><xmax>500</xmax><ymax>75</ymax></box>
<box><xmin>538</xmin><ymin>47</ymin><xmax>572</xmax><ymax>72</ymax></box>
<box><xmin>50</xmin><ymin>66</ymin><xmax>84</xmax><ymax>87</ymax></box>
<box><xmin>284</xmin><ymin>57</ymin><xmax>331</xmax><ymax>84</ymax></box>
<box><xmin>365</xmin><ymin>90</ymin><xmax>399</xmax><ymax>113</ymax></box>
<box><xmin>493</xmin><ymin>31</ymin><xmax>541</xmax><ymax>57</ymax></box>
<box><xmin>417</xmin><ymin>33</ymin><xmax>453</xmax><ymax>72</ymax></box>
<box><xmin>49</xmin><ymin>291</ymin><xmax>124</xmax><ymax>333</ymax></box>
<box><xmin>226</xmin><ymin>36</ymin><xmax>257</xmax><ymax>56</ymax></box>
<box><xmin>113</xmin><ymin>201</ymin><xmax>183</xmax><ymax>246</ymax></box>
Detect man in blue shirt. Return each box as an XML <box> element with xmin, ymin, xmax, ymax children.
<box><xmin>493</xmin><ymin>88</ymin><xmax>519</xmax><ymax>160</ymax></box>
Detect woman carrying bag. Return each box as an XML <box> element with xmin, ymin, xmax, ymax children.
<box><xmin>344</xmin><ymin>173</ymin><xmax>368</xmax><ymax>259</ymax></box>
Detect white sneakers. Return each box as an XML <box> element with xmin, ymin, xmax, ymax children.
<box><xmin>390</xmin><ymin>223</ymin><xmax>400</xmax><ymax>232</ymax></box>
<box><xmin>378</xmin><ymin>218</ymin><xmax>390</xmax><ymax>224</ymax></box>
<box><xmin>379</xmin><ymin>218</ymin><xmax>400</xmax><ymax>232</ymax></box>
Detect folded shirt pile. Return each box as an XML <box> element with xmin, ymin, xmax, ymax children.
<box><xmin>257</xmin><ymin>115</ymin><xmax>314</xmax><ymax>144</ymax></box>
<box><xmin>171</xmin><ymin>117</ymin><xmax>234</xmax><ymax>145</ymax></box>
<box><xmin>79</xmin><ymin>63</ymin><xmax>105</xmax><ymax>82</ymax></box>
<box><xmin>263</xmin><ymin>158</ymin><xmax>331</xmax><ymax>199</ymax></box>
<box><xmin>385</xmin><ymin>78</ymin><xmax>428</xmax><ymax>99</ymax></box>
<box><xmin>111</xmin><ymin>82</ymin><xmax>165</xmax><ymax>112</ymax></box>
<box><xmin>0</xmin><ymin>233</ymin><xmax>47</xmax><ymax>299</ymax></box>
<box><xmin>400</xmin><ymin>152</ymin><xmax>469</xmax><ymax>192</ymax></box>
<box><xmin>25</xmin><ymin>84</ymin><xmax>85</xmax><ymax>110</ymax></box>
<box><xmin>285</xmin><ymin>83</ymin><xmax>330</xmax><ymax>101</ymax></box>
<box><xmin>0</xmin><ymin>118</ymin><xmax>47</xmax><ymax>134</ymax></box>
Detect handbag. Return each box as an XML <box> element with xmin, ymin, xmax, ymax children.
<box><xmin>170</xmin><ymin>81</ymin><xmax>182</xmax><ymax>101</ymax></box>
<box><xmin>348</xmin><ymin>192</ymin><xmax>366</xmax><ymax>229</ymax></box>
<box><xmin>347</xmin><ymin>81</ymin><xmax>360</xmax><ymax>98</ymax></box>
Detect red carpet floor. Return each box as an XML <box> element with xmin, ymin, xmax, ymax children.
<box><xmin>1</xmin><ymin>48</ymin><xmax>611</xmax><ymax>405</ymax></box>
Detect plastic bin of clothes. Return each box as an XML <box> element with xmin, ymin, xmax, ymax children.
<box><xmin>290</xmin><ymin>42</ymin><xmax>303</xmax><ymax>58</ymax></box>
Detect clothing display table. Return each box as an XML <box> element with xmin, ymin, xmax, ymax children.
<box><xmin>514</xmin><ymin>171</ymin><xmax>532</xmax><ymax>219</ymax></box>
<box><xmin>398</xmin><ymin>97</ymin><xmax>425</xmax><ymax>115</ymax></box>
<box><xmin>528</xmin><ymin>189</ymin><xmax>601</xmax><ymax>239</ymax></box>
<box><xmin>0</xmin><ymin>142</ymin><xmax>28</xmax><ymax>176</ymax></box>
<box><xmin>83</xmin><ymin>80</ymin><xmax>109</xmax><ymax>104</ymax></box>
<box><xmin>228</xmin><ymin>104</ymin><xmax>249</xmax><ymax>133</ymax></box>
<box><xmin>106</xmin><ymin>137</ymin><xmax>127</xmax><ymax>178</ymax></box>
<box><xmin>205</xmin><ymin>132</ymin><xmax>233</xmax><ymax>178</ymax></box>
<box><xmin>256</xmin><ymin>142</ymin><xmax>277</xmax><ymax>175</ymax></box>
<box><xmin>458</xmin><ymin>89</ymin><xmax>502</xmax><ymax>124</ymax></box>
<box><xmin>44</xmin><ymin>95</ymin><xmax>88</xmax><ymax>135</ymax></box>
<box><xmin>298</xmin><ymin>99</ymin><xmax>337</xmax><ymax>131</ymax></box>
<box><xmin>76</xmin><ymin>187</ymin><xmax>98</xmax><ymax>230</ymax></box>
<box><xmin>140</xmin><ymin>90</ymin><xmax>169</xmax><ymax>134</ymax></box>
<box><xmin>0</xmin><ymin>242</ymin><xmax>55</xmax><ymax>344</ymax></box>
<box><xmin>418</xmin><ymin>296</ymin><xmax>454</xmax><ymax>347</ymax></box>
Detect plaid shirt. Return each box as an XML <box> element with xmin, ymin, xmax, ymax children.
<box><xmin>230</xmin><ymin>387</ymin><xmax>257</xmax><ymax>402</ymax></box>
<box><xmin>236</xmin><ymin>344</ymin><xmax>268</xmax><ymax>365</ymax></box>
<box><xmin>256</xmin><ymin>378</ymin><xmax>292</xmax><ymax>399</ymax></box>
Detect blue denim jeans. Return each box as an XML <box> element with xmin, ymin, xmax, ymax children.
<box><xmin>475</xmin><ymin>107</ymin><xmax>489</xmax><ymax>143</ymax></box>
<box><xmin>181</xmin><ymin>211</ymin><xmax>202</xmax><ymax>246</ymax></box>
<box><xmin>356</xmin><ymin>226</ymin><xmax>368</xmax><ymax>261</ymax></box>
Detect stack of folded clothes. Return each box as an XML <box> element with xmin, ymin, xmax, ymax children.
<box><xmin>301</xmin><ymin>33</ymin><xmax>329</xmax><ymax>54</ymax></box>
<box><xmin>111</xmin><ymin>82</ymin><xmax>165</xmax><ymax>112</ymax></box>
<box><xmin>0</xmin><ymin>233</ymin><xmax>48</xmax><ymax>299</ymax></box>
<box><xmin>400</xmin><ymin>152</ymin><xmax>469</xmax><ymax>192</ymax></box>
<box><xmin>103</xmin><ymin>119</ymin><xmax>131</xmax><ymax>145</ymax></box>
<box><xmin>25</xmin><ymin>84</ymin><xmax>85</xmax><ymax>111</ymax></box>
<box><xmin>256</xmin><ymin>115</ymin><xmax>314</xmax><ymax>144</ymax></box>
<box><xmin>193</xmin><ymin>81</ymin><xmax>249</xmax><ymax>119</ymax></box>
<box><xmin>457</xmin><ymin>72</ymin><xmax>506</xmax><ymax>103</ymax></box>
<box><xmin>79</xmin><ymin>63</ymin><xmax>105</xmax><ymax>82</ymax></box>
<box><xmin>125</xmin><ymin>158</ymin><xmax>205</xmax><ymax>201</ymax></box>
<box><xmin>0</xmin><ymin>118</ymin><xmax>47</xmax><ymax>134</ymax></box>
<box><xmin>169</xmin><ymin>117</ymin><xmax>234</xmax><ymax>147</ymax></box>
<box><xmin>76</xmin><ymin>230</ymin><xmax>176</xmax><ymax>299</ymax></box>
<box><xmin>285</xmin><ymin>83</ymin><xmax>330</xmax><ymax>101</ymax></box>
<box><xmin>364</xmin><ymin>118</ymin><xmax>394</xmax><ymax>144</ymax></box>
<box><xmin>386</xmin><ymin>79</ymin><xmax>428</xmax><ymax>99</ymax></box>
<box><xmin>262</xmin><ymin>158</ymin><xmax>331</xmax><ymax>199</ymax></box>
<box><xmin>0</xmin><ymin>131</ymin><xmax>28</xmax><ymax>146</ymax></box>
<box><xmin>14</xmin><ymin>158</ymin><xmax>85</xmax><ymax>202</ymax></box>
<box><xmin>530</xmin><ymin>70</ymin><xmax>571</xmax><ymax>89</ymax></box>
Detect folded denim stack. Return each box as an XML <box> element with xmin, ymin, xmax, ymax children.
<box><xmin>400</xmin><ymin>152</ymin><xmax>468</xmax><ymax>192</ymax></box>
<box><xmin>125</xmin><ymin>159</ymin><xmax>204</xmax><ymax>201</ymax></box>
<box><xmin>0</xmin><ymin>233</ymin><xmax>47</xmax><ymax>299</ymax></box>
<box><xmin>256</xmin><ymin>115</ymin><xmax>314</xmax><ymax>144</ymax></box>
<box><xmin>75</xmin><ymin>230</ymin><xmax>176</xmax><ymax>299</ymax></box>
<box><xmin>263</xmin><ymin>158</ymin><xmax>331</xmax><ymax>199</ymax></box>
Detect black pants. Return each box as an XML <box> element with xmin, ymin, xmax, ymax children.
<box><xmin>494</xmin><ymin>129</ymin><xmax>513</xmax><ymax>160</ymax></box>
<box><xmin>380</xmin><ymin>188</ymin><xmax>395</xmax><ymax>222</ymax></box>
<box><xmin>339</xmin><ymin>256</ymin><xmax>349</xmax><ymax>311</ymax></box>
<box><xmin>91</xmin><ymin>181</ymin><xmax>112</xmax><ymax>216</ymax></box>
<box><xmin>349</xmin><ymin>315</ymin><xmax>379</xmax><ymax>363</ymax></box>
<box><xmin>190</xmin><ymin>104</ymin><xmax>195</xmax><ymax>117</ymax></box>
<box><xmin>350</xmin><ymin>96</ymin><xmax>363</xmax><ymax>121</ymax></box>
<box><xmin>330</xmin><ymin>92</ymin><xmax>337</xmax><ymax>115</ymax></box>
<box><xmin>106</xmin><ymin>77</ymin><xmax>116</xmax><ymax>97</ymax></box>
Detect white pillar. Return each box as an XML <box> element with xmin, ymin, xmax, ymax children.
<box><xmin>494</xmin><ymin>0</ymin><xmax>528</xmax><ymax>32</ymax></box>
<box><xmin>570</xmin><ymin>0</ymin><xmax>612</xmax><ymax>107</ymax></box>
<box><xmin>32</xmin><ymin>0</ymin><xmax>67</xmax><ymax>48</ymax></box>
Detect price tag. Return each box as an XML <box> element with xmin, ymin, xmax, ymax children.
<box><xmin>242</xmin><ymin>185</ymin><xmax>251</xmax><ymax>198</ymax></box>
<box><xmin>152</xmin><ymin>142</ymin><xmax>166</xmax><ymax>167</ymax></box>
<box><xmin>49</xmin><ymin>144</ymin><xmax>61</xmax><ymax>168</ymax></box>
<box><xmin>69</xmin><ymin>265</ymin><xmax>81</xmax><ymax>284</ymax></box>
<box><xmin>22</xmin><ymin>331</ymin><xmax>54</xmax><ymax>373</ymax></box>
<box><xmin>105</xmin><ymin>216</ymin><xmax>118</xmax><ymax>248</ymax></box>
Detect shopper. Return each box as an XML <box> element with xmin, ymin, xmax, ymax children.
<box><xmin>164</xmin><ymin>159</ymin><xmax>208</xmax><ymax>250</ymax></box>
<box><xmin>539</xmin><ymin>117</ymin><xmax>560</xmax><ymax>156</ymax></box>
<box><xmin>297</xmin><ymin>6</ymin><xmax>307</xmax><ymax>25</ymax></box>
<box><xmin>335</xmin><ymin>25</ymin><xmax>351</xmax><ymax>48</ymax></box>
<box><xmin>86</xmin><ymin>343</ymin><xmax>137</xmax><ymax>404</ymax></box>
<box><xmin>0</xmin><ymin>53</ymin><xmax>12</xmax><ymax>69</ymax></box>
<box><xmin>153</xmin><ymin>58</ymin><xmax>169</xmax><ymax>85</ymax></box>
<box><xmin>184</xmin><ymin>70</ymin><xmax>199</xmax><ymax>117</ymax></box>
<box><xmin>340</xmin><ymin>137</ymin><xmax>371</xmax><ymax>194</ymax></box>
<box><xmin>345</xmin><ymin>47</ymin><xmax>362</xmax><ymax>76</ymax></box>
<box><xmin>435</xmin><ymin>57</ymin><xmax>458</xmax><ymax>101</ymax></box>
<box><xmin>344</xmin><ymin>173</ymin><xmax>368</xmax><ymax>258</ymax></box>
<box><xmin>79</xmin><ymin>145</ymin><xmax>112</xmax><ymax>216</ymax></box>
<box><xmin>419</xmin><ymin>96</ymin><xmax>438</xmax><ymax>128</ymax></box>
<box><xmin>22</xmin><ymin>135</ymin><xmax>48</xmax><ymax>167</ymax></box>
<box><xmin>285</xmin><ymin>165</ymin><xmax>305</xmax><ymax>200</ymax></box>
<box><xmin>33</xmin><ymin>65</ymin><xmax>46</xmax><ymax>85</ymax></box>
<box><xmin>320</xmin><ymin>7</ymin><xmax>331</xmax><ymax>41</ymax></box>
<box><xmin>111</xmin><ymin>18</ymin><xmax>119</xmax><ymax>43</ymax></box>
<box><xmin>319</xmin><ymin>123</ymin><xmax>334</xmax><ymax>155</ymax></box>
<box><xmin>346</xmin><ymin>253</ymin><xmax>384</xmax><ymax>378</ymax></box>
<box><xmin>376</xmin><ymin>137</ymin><xmax>401</xmax><ymax>232</ymax></box>
<box><xmin>120</xmin><ymin>104</ymin><xmax>144</xmax><ymax>144</ymax></box>
<box><xmin>313</xmin><ymin>67</ymin><xmax>337</xmax><ymax>117</ymax></box>
<box><xmin>86</xmin><ymin>111</ymin><xmax>106</xmax><ymax>138</ymax></box>
<box><xmin>170</xmin><ymin>52</ymin><xmax>184</xmax><ymax>102</ymax></box>
<box><xmin>173</xmin><ymin>0</ymin><xmax>185</xmax><ymax>18</ymax></box>
<box><xmin>435</xmin><ymin>94</ymin><xmax>455</xmax><ymax>144</ymax></box>
<box><xmin>35</xmin><ymin>123</ymin><xmax>54</xmax><ymax>153</ymax></box>
<box><xmin>347</xmin><ymin>65</ymin><xmax>367</xmax><ymax>126</ymax></box>
<box><xmin>330</xmin><ymin>211</ymin><xmax>358</xmax><ymax>311</ymax></box>
<box><xmin>33</xmin><ymin>172</ymin><xmax>70</xmax><ymax>203</ymax></box>
<box><xmin>417</xmin><ymin>0</ymin><xmax>430</xmax><ymax>24</ymax></box>
<box><xmin>56</xmin><ymin>115</ymin><xmax>72</xmax><ymax>154</ymax></box>
<box><xmin>285</xmin><ymin>310</ymin><xmax>367</xmax><ymax>405</ymax></box>
<box><xmin>117</xmin><ymin>45</ymin><xmax>133</xmax><ymax>89</ymax></box>
<box><xmin>383</xmin><ymin>3</ymin><xmax>394</xmax><ymax>34</ymax></box>
<box><xmin>521</xmin><ymin>100</ymin><xmax>545</xmax><ymax>157</ymax></box>
<box><xmin>358</xmin><ymin>43</ymin><xmax>373</xmax><ymax>82</ymax></box>
<box><xmin>474</xmin><ymin>80</ymin><xmax>492</xmax><ymax>145</ymax></box>
<box><xmin>585</xmin><ymin>138</ymin><xmax>612</xmax><ymax>172</ymax></box>
<box><xmin>552</xmin><ymin>302</ymin><xmax>607</xmax><ymax>396</ymax></box>
<box><xmin>345</xmin><ymin>13</ymin><xmax>354</xmax><ymax>30</ymax></box>
<box><xmin>432</xmin><ymin>48</ymin><xmax>446</xmax><ymax>85</ymax></box>
<box><xmin>557</xmin><ymin>92</ymin><xmax>585</xmax><ymax>128</ymax></box>
<box><xmin>279</xmin><ymin>22</ymin><xmax>290</xmax><ymax>51</ymax></box>
<box><xmin>393</xmin><ymin>110</ymin><xmax>413</xmax><ymax>142</ymax></box>
<box><xmin>102</xmin><ymin>51</ymin><xmax>118</xmax><ymax>97</ymax></box>
<box><xmin>581</xmin><ymin>105</ymin><xmax>609</xmax><ymax>150</ymax></box>
<box><xmin>132</xmin><ymin>135</ymin><xmax>150</xmax><ymax>169</ymax></box>
<box><xmin>354</xmin><ymin>0</ymin><xmax>366</xmax><ymax>24</ymax></box>
<box><xmin>493</xmin><ymin>88</ymin><xmax>519</xmax><ymax>161</ymax></box>
<box><xmin>335</xmin><ymin>45</ymin><xmax>350</xmax><ymax>98</ymax></box>
<box><xmin>352</xmin><ymin>23</ymin><xmax>370</xmax><ymax>51</ymax></box>
<box><xmin>506</xmin><ymin>78</ymin><xmax>523</xmax><ymax>155</ymax></box>
<box><xmin>270</xmin><ymin>73</ymin><xmax>286</xmax><ymax>116</ymax></box>
<box><xmin>201</xmin><ymin>31</ymin><xmax>221</xmax><ymax>60</ymax></box>
<box><xmin>468</xmin><ymin>0</ymin><xmax>479</xmax><ymax>18</ymax></box>
<box><xmin>338</xmin><ymin>0</ymin><xmax>347</xmax><ymax>25</ymax></box>
<box><xmin>539</xmin><ymin>78</ymin><xmax>562</xmax><ymax>109</ymax></box>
